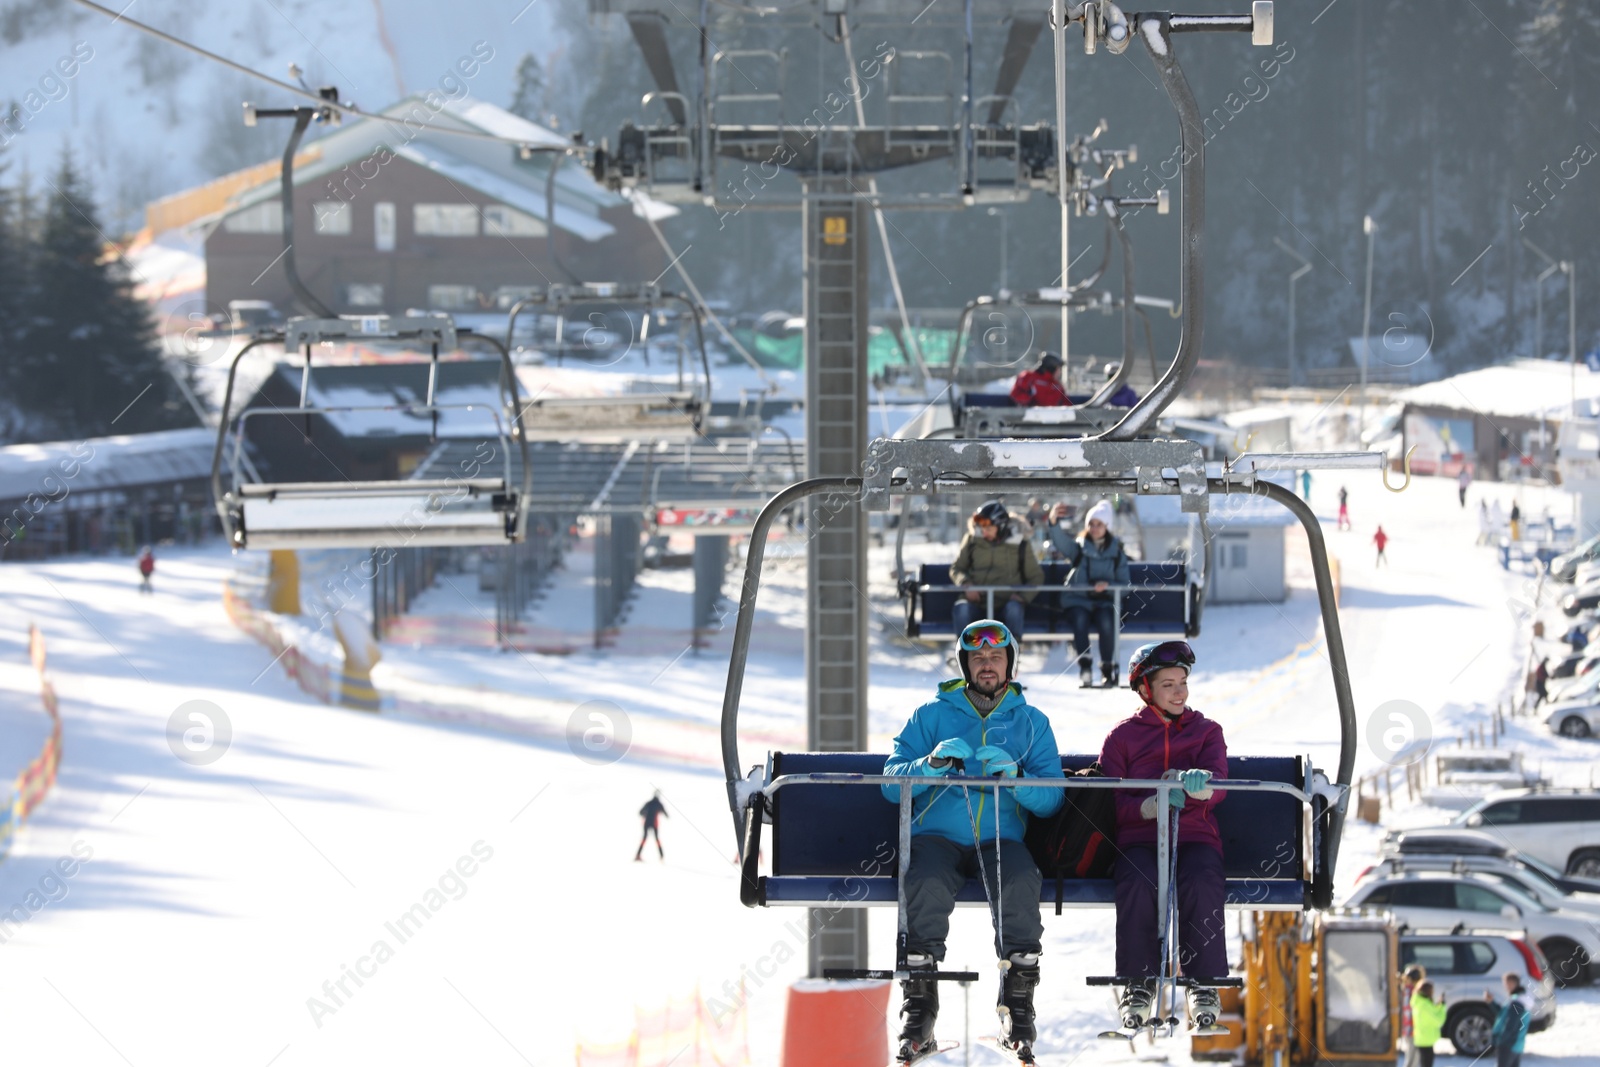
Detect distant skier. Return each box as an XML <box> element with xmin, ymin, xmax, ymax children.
<box><xmin>1100</xmin><ymin>641</ymin><xmax>1229</xmax><ymax>1035</ymax></box>
<box><xmin>1510</xmin><ymin>501</ymin><xmax>1522</xmax><ymax>542</ymax></box>
<box><xmin>1457</xmin><ymin>467</ymin><xmax>1472</xmax><ymax>508</ymax></box>
<box><xmin>1337</xmin><ymin>486</ymin><xmax>1351</xmax><ymax>530</ymax></box>
<box><xmin>1300</xmin><ymin>469</ymin><xmax>1312</xmax><ymax>502</ymax></box>
<box><xmin>137</xmin><ymin>546</ymin><xmax>156</xmax><ymax>594</ymax></box>
<box><xmin>635</xmin><ymin>791</ymin><xmax>667</xmax><ymax>861</ymax></box>
<box><xmin>1531</xmin><ymin>658</ymin><xmax>1549</xmax><ymax>708</ymax></box>
<box><xmin>882</xmin><ymin>619</ymin><xmax>1065</xmax><ymax>1064</ymax></box>
<box><xmin>1374</xmin><ymin>526</ymin><xmax>1389</xmax><ymax>567</ymax></box>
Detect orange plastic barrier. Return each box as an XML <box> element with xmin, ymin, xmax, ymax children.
<box><xmin>18</xmin><ymin>626</ymin><xmax>62</xmax><ymax>819</ymax></box>
<box><xmin>779</xmin><ymin>979</ymin><xmax>890</xmax><ymax>1067</ymax></box>
<box><xmin>223</xmin><ymin>584</ymin><xmax>334</xmax><ymax>705</ymax></box>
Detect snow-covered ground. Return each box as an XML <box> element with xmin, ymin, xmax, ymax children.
<box><xmin>4</xmin><ymin>436</ymin><xmax>1600</xmax><ymax>1064</ymax></box>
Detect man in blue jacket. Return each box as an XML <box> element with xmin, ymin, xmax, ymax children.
<box><xmin>882</xmin><ymin>619</ymin><xmax>1065</xmax><ymax>1063</ymax></box>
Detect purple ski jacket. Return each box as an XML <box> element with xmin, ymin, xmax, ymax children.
<box><xmin>1098</xmin><ymin>705</ymin><xmax>1229</xmax><ymax>853</ymax></box>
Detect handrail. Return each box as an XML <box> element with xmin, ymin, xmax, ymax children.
<box><xmin>763</xmin><ymin>772</ymin><xmax>1315</xmax><ymax>806</ymax></box>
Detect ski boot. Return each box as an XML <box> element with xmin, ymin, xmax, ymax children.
<box><xmin>1078</xmin><ymin>655</ymin><xmax>1095</xmax><ymax>688</ymax></box>
<box><xmin>896</xmin><ymin>953</ymin><xmax>940</xmax><ymax>1062</ymax></box>
<box><xmin>1101</xmin><ymin>661</ymin><xmax>1118</xmax><ymax>688</ymax></box>
<box><xmin>996</xmin><ymin>952</ymin><xmax>1040</xmax><ymax>1053</ymax></box>
<box><xmin>1117</xmin><ymin>978</ymin><xmax>1155</xmax><ymax>1031</ymax></box>
<box><xmin>1187</xmin><ymin>985</ymin><xmax>1224</xmax><ymax>1032</ymax></box>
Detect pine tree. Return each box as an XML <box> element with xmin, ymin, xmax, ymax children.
<box><xmin>21</xmin><ymin>151</ymin><xmax>188</xmax><ymax>438</ymax></box>
<box><xmin>509</xmin><ymin>53</ymin><xmax>550</xmax><ymax>127</ymax></box>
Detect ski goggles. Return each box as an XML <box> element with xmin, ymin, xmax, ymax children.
<box><xmin>1143</xmin><ymin>641</ymin><xmax>1195</xmax><ymax>668</ymax></box>
<box><xmin>958</xmin><ymin>622</ymin><xmax>1013</xmax><ymax>651</ymax></box>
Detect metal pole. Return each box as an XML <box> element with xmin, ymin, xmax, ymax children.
<box><xmin>1361</xmin><ymin>215</ymin><xmax>1376</xmax><ymax>436</ymax></box>
<box><xmin>1569</xmin><ymin>260</ymin><xmax>1578</xmax><ymax>417</ymax></box>
<box><xmin>1274</xmin><ymin>237</ymin><xmax>1312</xmax><ymax>388</ymax></box>
<box><xmin>1052</xmin><ymin>0</ymin><xmax>1070</xmax><ymax>355</ymax></box>
<box><xmin>1524</xmin><ymin>238</ymin><xmax>1559</xmax><ymax>360</ymax></box>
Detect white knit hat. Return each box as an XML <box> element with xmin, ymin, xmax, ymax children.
<box><xmin>1085</xmin><ymin>499</ymin><xmax>1115</xmax><ymax>531</ymax></box>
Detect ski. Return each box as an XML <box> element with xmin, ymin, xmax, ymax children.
<box><xmin>891</xmin><ymin>1039</ymin><xmax>959</xmax><ymax>1066</ymax></box>
<box><xmin>990</xmin><ymin>1037</ymin><xmax>1038</xmax><ymax>1064</ymax></box>
<box><xmin>1189</xmin><ymin>1022</ymin><xmax>1231</xmax><ymax>1036</ymax></box>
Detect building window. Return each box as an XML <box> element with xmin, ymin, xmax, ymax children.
<box><xmin>483</xmin><ymin>204</ymin><xmax>547</xmax><ymax>238</ymax></box>
<box><xmin>347</xmin><ymin>283</ymin><xmax>384</xmax><ymax>307</ymax></box>
<box><xmin>313</xmin><ymin>201</ymin><xmax>352</xmax><ymax>235</ymax></box>
<box><xmin>374</xmin><ymin>202</ymin><xmax>396</xmax><ymax>251</ymax></box>
<box><xmin>1230</xmin><ymin>543</ymin><xmax>1249</xmax><ymax>568</ymax></box>
<box><xmin>427</xmin><ymin>285</ymin><xmax>479</xmax><ymax>309</ymax></box>
<box><xmin>414</xmin><ymin>203</ymin><xmax>480</xmax><ymax>237</ymax></box>
<box><xmin>222</xmin><ymin>201</ymin><xmax>283</xmax><ymax>234</ymax></box>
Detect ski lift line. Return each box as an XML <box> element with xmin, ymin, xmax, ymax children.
<box><xmin>65</xmin><ymin>0</ymin><xmax>579</xmax><ymax>156</ymax></box>
<box><xmin>636</xmin><ymin>206</ymin><xmax>772</xmax><ymax>383</ymax></box>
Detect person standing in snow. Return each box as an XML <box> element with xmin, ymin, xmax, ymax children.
<box><xmin>1398</xmin><ymin>964</ymin><xmax>1427</xmax><ymax>1067</ymax></box>
<box><xmin>1100</xmin><ymin>641</ymin><xmax>1229</xmax><ymax>1034</ymax></box>
<box><xmin>137</xmin><ymin>546</ymin><xmax>156</xmax><ymax>594</ymax></box>
<box><xmin>1458</xmin><ymin>467</ymin><xmax>1472</xmax><ymax>508</ymax></box>
<box><xmin>950</xmin><ymin>501</ymin><xmax>1043</xmax><ymax>641</ymax></box>
<box><xmin>1510</xmin><ymin>501</ymin><xmax>1522</xmax><ymax>542</ymax></box>
<box><xmin>882</xmin><ymin>619</ymin><xmax>1065</xmax><ymax>1063</ymax></box>
<box><xmin>1410</xmin><ymin>980</ymin><xmax>1447</xmax><ymax>1067</ymax></box>
<box><xmin>1060</xmin><ymin>500</ymin><xmax>1132</xmax><ymax>688</ymax></box>
<box><xmin>1010</xmin><ymin>351</ymin><xmax>1071</xmax><ymax>407</ymax></box>
<box><xmin>1374</xmin><ymin>526</ymin><xmax>1389</xmax><ymax>566</ymax></box>
<box><xmin>1478</xmin><ymin>501</ymin><xmax>1492</xmax><ymax>545</ymax></box>
<box><xmin>1300</xmin><ymin>469</ymin><xmax>1312</xmax><ymax>502</ymax></box>
<box><xmin>1337</xmin><ymin>486</ymin><xmax>1351</xmax><ymax>530</ymax></box>
<box><xmin>635</xmin><ymin>791</ymin><xmax>667</xmax><ymax>861</ymax></box>
<box><xmin>1486</xmin><ymin>972</ymin><xmax>1531</xmax><ymax>1067</ymax></box>
<box><xmin>1531</xmin><ymin>658</ymin><xmax>1549</xmax><ymax>708</ymax></box>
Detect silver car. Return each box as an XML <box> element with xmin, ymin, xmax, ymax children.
<box><xmin>1398</xmin><ymin>929</ymin><xmax>1556</xmax><ymax>1056</ymax></box>
<box><xmin>1451</xmin><ymin>788</ymin><xmax>1600</xmax><ymax>878</ymax></box>
<box><xmin>1546</xmin><ymin>699</ymin><xmax>1600</xmax><ymax>740</ymax></box>
<box><xmin>1343</xmin><ymin>869</ymin><xmax>1600</xmax><ymax>986</ymax></box>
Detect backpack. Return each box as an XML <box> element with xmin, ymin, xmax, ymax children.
<box><xmin>1023</xmin><ymin>761</ymin><xmax>1119</xmax><ymax>914</ymax></box>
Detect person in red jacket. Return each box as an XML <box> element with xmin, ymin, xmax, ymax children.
<box><xmin>137</xmin><ymin>546</ymin><xmax>155</xmax><ymax>594</ymax></box>
<box><xmin>1098</xmin><ymin>640</ymin><xmax>1228</xmax><ymax>1032</ymax></box>
<box><xmin>1374</xmin><ymin>525</ymin><xmax>1389</xmax><ymax>567</ymax></box>
<box><xmin>1009</xmin><ymin>351</ymin><xmax>1071</xmax><ymax>407</ymax></box>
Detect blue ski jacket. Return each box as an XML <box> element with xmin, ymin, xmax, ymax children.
<box><xmin>881</xmin><ymin>679</ymin><xmax>1065</xmax><ymax>845</ymax></box>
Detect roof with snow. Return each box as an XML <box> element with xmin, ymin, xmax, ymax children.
<box><xmin>0</xmin><ymin>428</ymin><xmax>215</xmax><ymax>503</ymax></box>
<box><xmin>1396</xmin><ymin>359</ymin><xmax>1600</xmax><ymax>421</ymax></box>
<box><xmin>220</xmin><ymin>95</ymin><xmax>672</xmax><ymax>241</ymax></box>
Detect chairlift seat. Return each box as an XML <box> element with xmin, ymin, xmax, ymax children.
<box><xmin>233</xmin><ymin>478</ymin><xmax>514</xmax><ymax>549</ymax></box>
<box><xmin>755</xmin><ymin>751</ymin><xmax>1311</xmax><ymax>910</ymax></box>
<box><xmin>908</xmin><ymin>561</ymin><xmax>1197</xmax><ymax>639</ymax></box>
<box><xmin>518</xmin><ymin>394</ymin><xmax>704</xmax><ymax>443</ymax></box>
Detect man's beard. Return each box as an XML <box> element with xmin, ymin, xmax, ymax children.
<box><xmin>969</xmin><ymin>673</ymin><xmax>1007</xmax><ymax>697</ymax></box>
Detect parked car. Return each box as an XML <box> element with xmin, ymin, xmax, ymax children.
<box><xmin>1562</xmin><ymin>579</ymin><xmax>1600</xmax><ymax>616</ymax></box>
<box><xmin>1450</xmin><ymin>788</ymin><xmax>1600</xmax><ymax>877</ymax></box>
<box><xmin>1546</xmin><ymin>700</ymin><xmax>1600</xmax><ymax>740</ymax></box>
<box><xmin>1546</xmin><ymin>667</ymin><xmax>1600</xmax><ymax>707</ymax></box>
<box><xmin>1552</xmin><ymin>532</ymin><xmax>1600</xmax><ymax>582</ymax></box>
<box><xmin>1397</xmin><ymin>928</ymin><xmax>1555</xmax><ymax>1055</ymax></box>
<box><xmin>1421</xmin><ymin>751</ymin><xmax>1545</xmax><ymax>808</ymax></box>
<box><xmin>1342</xmin><ymin>869</ymin><xmax>1600</xmax><ymax>986</ymax></box>
<box><xmin>1380</xmin><ymin>827</ymin><xmax>1600</xmax><ymax>893</ymax></box>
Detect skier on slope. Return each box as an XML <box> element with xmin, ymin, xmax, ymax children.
<box><xmin>1099</xmin><ymin>641</ymin><xmax>1229</xmax><ymax>1034</ymax></box>
<box><xmin>882</xmin><ymin>619</ymin><xmax>1066</xmax><ymax>1064</ymax></box>
<box><xmin>137</xmin><ymin>546</ymin><xmax>156</xmax><ymax>594</ymax></box>
<box><xmin>635</xmin><ymin>791</ymin><xmax>667</xmax><ymax>861</ymax></box>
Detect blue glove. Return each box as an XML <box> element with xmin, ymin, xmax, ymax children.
<box><xmin>1179</xmin><ymin>768</ymin><xmax>1213</xmax><ymax>796</ymax></box>
<box><xmin>973</xmin><ymin>744</ymin><xmax>1019</xmax><ymax>778</ymax></box>
<box><xmin>1166</xmin><ymin>787</ymin><xmax>1187</xmax><ymax>809</ymax></box>
<box><xmin>925</xmin><ymin>737</ymin><xmax>974</xmax><ymax>774</ymax></box>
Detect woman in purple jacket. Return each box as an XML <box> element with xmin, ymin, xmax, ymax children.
<box><xmin>1098</xmin><ymin>640</ymin><xmax>1228</xmax><ymax>1032</ymax></box>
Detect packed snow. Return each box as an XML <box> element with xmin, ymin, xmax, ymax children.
<box><xmin>4</xmin><ymin>413</ymin><xmax>1600</xmax><ymax>1065</ymax></box>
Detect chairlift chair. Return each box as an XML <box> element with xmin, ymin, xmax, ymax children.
<box><xmin>210</xmin><ymin>313</ymin><xmax>534</xmax><ymax>550</ymax></box>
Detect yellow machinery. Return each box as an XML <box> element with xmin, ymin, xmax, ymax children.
<box><xmin>1194</xmin><ymin>911</ymin><xmax>1398</xmax><ymax>1066</ymax></box>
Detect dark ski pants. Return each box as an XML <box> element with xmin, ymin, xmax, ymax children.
<box><xmin>905</xmin><ymin>834</ymin><xmax>1042</xmax><ymax>961</ymax></box>
<box><xmin>1065</xmin><ymin>603</ymin><xmax>1116</xmax><ymax>665</ymax></box>
<box><xmin>1113</xmin><ymin>843</ymin><xmax>1226</xmax><ymax>979</ymax></box>
<box><xmin>636</xmin><ymin>824</ymin><xmax>662</xmax><ymax>859</ymax></box>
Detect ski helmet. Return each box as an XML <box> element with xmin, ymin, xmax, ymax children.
<box><xmin>957</xmin><ymin>618</ymin><xmax>1017</xmax><ymax>684</ymax></box>
<box><xmin>1103</xmin><ymin>361</ymin><xmax>1122</xmax><ymax>380</ymax></box>
<box><xmin>1037</xmin><ymin>350</ymin><xmax>1064</xmax><ymax>373</ymax></box>
<box><xmin>972</xmin><ymin>500</ymin><xmax>1011</xmax><ymax>537</ymax></box>
<box><xmin>1127</xmin><ymin>640</ymin><xmax>1195</xmax><ymax>695</ymax></box>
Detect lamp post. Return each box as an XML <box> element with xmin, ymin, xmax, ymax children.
<box><xmin>1361</xmin><ymin>214</ymin><xmax>1377</xmax><ymax>435</ymax></box>
<box><xmin>1525</xmin><ymin>238</ymin><xmax>1563</xmax><ymax>360</ymax></box>
<box><xmin>1569</xmin><ymin>258</ymin><xmax>1578</xmax><ymax>417</ymax></box>
<box><xmin>1274</xmin><ymin>237</ymin><xmax>1313</xmax><ymax>387</ymax></box>
<box><xmin>988</xmin><ymin>206</ymin><xmax>1009</xmax><ymax>294</ymax></box>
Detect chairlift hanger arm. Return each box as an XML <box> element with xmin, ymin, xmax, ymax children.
<box><xmin>210</xmin><ymin>337</ymin><xmax>282</xmax><ymax>530</ymax></box>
